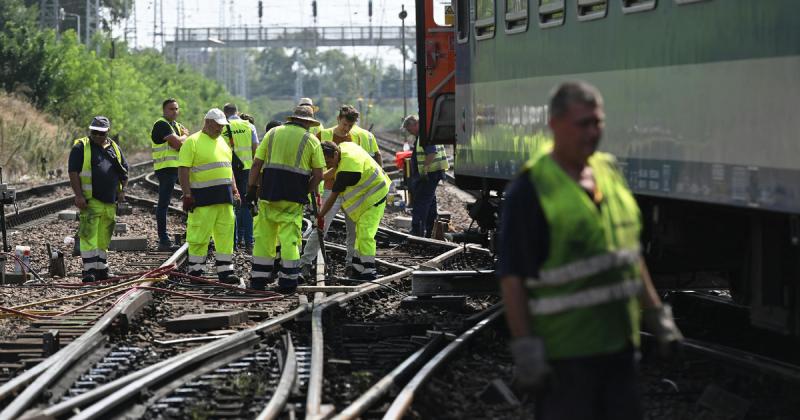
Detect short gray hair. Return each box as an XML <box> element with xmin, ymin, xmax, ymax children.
<box><xmin>401</xmin><ymin>114</ymin><xmax>419</xmax><ymax>129</ymax></box>
<box><xmin>549</xmin><ymin>81</ymin><xmax>603</xmax><ymax>119</ymax></box>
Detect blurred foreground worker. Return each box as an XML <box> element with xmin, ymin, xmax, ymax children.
<box><xmin>318</xmin><ymin>141</ymin><xmax>390</xmax><ymax>280</ymax></box>
<box><xmin>299</xmin><ymin>105</ymin><xmax>369</xmax><ymax>278</ymax></box>
<box><xmin>223</xmin><ymin>103</ymin><xmax>258</xmax><ymax>252</ymax></box>
<box><xmin>151</xmin><ymin>98</ymin><xmax>189</xmax><ymax>251</ymax></box>
<box><xmin>178</xmin><ymin>109</ymin><xmax>241</xmax><ymax>284</ymax></box>
<box><xmin>402</xmin><ymin>114</ymin><xmax>449</xmax><ymax>238</ymax></box>
<box><xmin>497</xmin><ymin>81</ymin><xmax>683</xmax><ymax>420</ymax></box>
<box><xmin>68</xmin><ymin>116</ymin><xmax>129</xmax><ymax>283</ymax></box>
<box><xmin>298</xmin><ymin>98</ymin><xmax>324</xmax><ymax>138</ymax></box>
<box><xmin>246</xmin><ymin>107</ymin><xmax>324</xmax><ymax>292</ymax></box>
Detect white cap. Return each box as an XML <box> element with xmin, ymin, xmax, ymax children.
<box><xmin>204</xmin><ymin>108</ymin><xmax>229</xmax><ymax>125</ymax></box>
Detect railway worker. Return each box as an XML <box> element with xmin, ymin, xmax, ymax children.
<box><xmin>178</xmin><ymin>108</ymin><xmax>242</xmax><ymax>284</ymax></box>
<box><xmin>497</xmin><ymin>81</ymin><xmax>683</xmax><ymax>420</ymax></box>
<box><xmin>298</xmin><ymin>98</ymin><xmax>324</xmax><ymax>138</ymax></box>
<box><xmin>402</xmin><ymin>114</ymin><xmax>449</xmax><ymax>238</ymax></box>
<box><xmin>245</xmin><ymin>106</ymin><xmax>325</xmax><ymax>292</ymax></box>
<box><xmin>68</xmin><ymin>116</ymin><xmax>129</xmax><ymax>283</ymax></box>
<box><xmin>317</xmin><ymin>141</ymin><xmax>391</xmax><ymax>280</ymax></box>
<box><xmin>151</xmin><ymin>98</ymin><xmax>189</xmax><ymax>251</ymax></box>
<box><xmin>299</xmin><ymin>105</ymin><xmax>371</xmax><ymax>279</ymax></box>
<box><xmin>222</xmin><ymin>103</ymin><xmax>258</xmax><ymax>252</ymax></box>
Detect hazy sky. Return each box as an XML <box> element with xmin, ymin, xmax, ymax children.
<box><xmin>113</xmin><ymin>0</ymin><xmax>417</xmax><ymax>59</ymax></box>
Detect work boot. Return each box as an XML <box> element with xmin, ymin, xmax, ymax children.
<box><xmin>344</xmin><ymin>265</ymin><xmax>356</xmax><ymax>279</ymax></box>
<box><xmin>354</xmin><ymin>271</ymin><xmax>377</xmax><ymax>281</ymax></box>
<box><xmin>94</xmin><ymin>269</ymin><xmax>113</xmax><ymax>281</ymax></box>
<box><xmin>158</xmin><ymin>240</ymin><xmax>180</xmax><ymax>252</ymax></box>
<box><xmin>219</xmin><ymin>274</ymin><xmax>240</xmax><ymax>285</ymax></box>
<box><xmin>250</xmin><ymin>277</ymin><xmax>268</xmax><ymax>291</ymax></box>
<box><xmin>276</xmin><ymin>278</ymin><xmax>298</xmax><ymax>294</ymax></box>
<box><xmin>244</xmin><ymin>243</ymin><xmax>254</xmax><ymax>254</ymax></box>
<box><xmin>82</xmin><ymin>271</ymin><xmax>96</xmax><ymax>283</ymax></box>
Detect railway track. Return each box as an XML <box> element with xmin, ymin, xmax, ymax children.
<box><xmin>0</xmin><ymin>178</ymin><xmax>501</xmax><ymax>419</ymax></box>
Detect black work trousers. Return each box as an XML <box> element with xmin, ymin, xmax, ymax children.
<box><xmin>535</xmin><ymin>347</ymin><xmax>643</xmax><ymax>420</ymax></box>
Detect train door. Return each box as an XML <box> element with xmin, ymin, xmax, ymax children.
<box><xmin>416</xmin><ymin>0</ymin><xmax>456</xmax><ymax>146</ymax></box>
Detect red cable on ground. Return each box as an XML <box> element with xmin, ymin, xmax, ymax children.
<box><xmin>0</xmin><ymin>305</ymin><xmax>45</xmax><ymax>320</ymax></box>
<box><xmin>169</xmin><ymin>271</ymin><xmax>285</xmax><ymax>297</ymax></box>
<box><xmin>136</xmin><ymin>286</ymin><xmax>285</xmax><ymax>304</ymax></box>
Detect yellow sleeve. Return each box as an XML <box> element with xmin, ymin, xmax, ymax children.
<box><xmin>177</xmin><ymin>136</ymin><xmax>194</xmax><ymax>167</ymax></box>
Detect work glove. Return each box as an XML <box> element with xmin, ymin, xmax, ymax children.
<box><xmin>642</xmin><ymin>304</ymin><xmax>684</xmax><ymax>359</ymax></box>
<box><xmin>419</xmin><ymin>170</ymin><xmax>429</xmax><ymax>182</ymax></box>
<box><xmin>510</xmin><ymin>336</ymin><xmax>552</xmax><ymax>393</ymax></box>
<box><xmin>246</xmin><ymin>186</ymin><xmax>258</xmax><ymax>207</ymax></box>
<box><xmin>182</xmin><ymin>195</ymin><xmax>195</xmax><ymax>213</ymax></box>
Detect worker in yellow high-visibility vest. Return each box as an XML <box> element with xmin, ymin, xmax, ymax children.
<box><xmin>68</xmin><ymin>116</ymin><xmax>129</xmax><ymax>283</ymax></box>
<box><xmin>223</xmin><ymin>103</ymin><xmax>258</xmax><ymax>252</ymax></box>
<box><xmin>151</xmin><ymin>98</ymin><xmax>189</xmax><ymax>251</ymax></box>
<box><xmin>178</xmin><ymin>108</ymin><xmax>242</xmax><ymax>284</ymax></box>
<box><xmin>317</xmin><ymin>140</ymin><xmax>390</xmax><ymax>280</ymax></box>
<box><xmin>245</xmin><ymin>106</ymin><xmax>325</xmax><ymax>292</ymax></box>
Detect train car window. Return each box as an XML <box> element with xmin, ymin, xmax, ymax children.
<box><xmin>539</xmin><ymin>0</ymin><xmax>565</xmax><ymax>28</ymax></box>
<box><xmin>456</xmin><ymin>0</ymin><xmax>470</xmax><ymax>43</ymax></box>
<box><xmin>621</xmin><ymin>0</ymin><xmax>657</xmax><ymax>14</ymax></box>
<box><xmin>433</xmin><ymin>0</ymin><xmax>455</xmax><ymax>27</ymax></box>
<box><xmin>577</xmin><ymin>0</ymin><xmax>607</xmax><ymax>21</ymax></box>
<box><xmin>675</xmin><ymin>0</ymin><xmax>707</xmax><ymax>4</ymax></box>
<box><xmin>475</xmin><ymin>0</ymin><xmax>496</xmax><ymax>40</ymax></box>
<box><xmin>505</xmin><ymin>0</ymin><xmax>528</xmax><ymax>34</ymax></box>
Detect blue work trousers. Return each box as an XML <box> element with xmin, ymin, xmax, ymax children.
<box><xmin>234</xmin><ymin>169</ymin><xmax>253</xmax><ymax>246</ymax></box>
<box><xmin>155</xmin><ymin>168</ymin><xmax>178</xmax><ymax>243</ymax></box>
<box><xmin>410</xmin><ymin>171</ymin><xmax>443</xmax><ymax>237</ymax></box>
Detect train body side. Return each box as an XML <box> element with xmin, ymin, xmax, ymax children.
<box><xmin>453</xmin><ymin>0</ymin><xmax>800</xmax><ymax>214</ymax></box>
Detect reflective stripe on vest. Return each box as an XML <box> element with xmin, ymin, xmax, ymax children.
<box><xmin>526</xmin><ymin>153</ymin><xmax>642</xmax><ymax>316</ymax></box>
<box><xmin>528</xmin><ymin>278</ymin><xmax>642</xmax><ymax>315</ymax></box>
<box><xmin>151</xmin><ymin>117</ymin><xmax>183</xmax><ymax>170</ymax></box>
<box><xmin>338</xmin><ymin>142</ymin><xmax>389</xmax><ymax>220</ymax></box>
<box><xmin>262</xmin><ymin>130</ymin><xmax>312</xmax><ymax>171</ymax></box>
<box><xmin>416</xmin><ymin>141</ymin><xmax>450</xmax><ymax>173</ymax></box>
<box><xmin>185</xmin><ymin>131</ymin><xmax>234</xmax><ymax>192</ymax></box>
<box><xmin>525</xmin><ymin>247</ymin><xmax>641</xmax><ymax>289</ymax></box>
<box><xmin>259</xmin><ymin>125</ymin><xmax>318</xmax><ymax>203</ymax></box>
<box><xmin>226</xmin><ymin>119</ymin><xmax>254</xmax><ymax>170</ymax></box>
<box><xmin>74</xmin><ymin>137</ymin><xmax>123</xmax><ymax>199</ymax></box>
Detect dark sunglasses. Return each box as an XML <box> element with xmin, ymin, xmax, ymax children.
<box><xmin>90</xmin><ymin>130</ymin><xmax>108</xmax><ymax>137</ymax></box>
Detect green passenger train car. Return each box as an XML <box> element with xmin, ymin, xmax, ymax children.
<box><xmin>425</xmin><ymin>0</ymin><xmax>800</xmax><ymax>336</ymax></box>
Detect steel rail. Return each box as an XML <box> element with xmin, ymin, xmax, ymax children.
<box><xmin>381</xmin><ymin>307</ymin><xmax>505</xmax><ymax>420</ymax></box>
<box><xmin>257</xmin><ymin>333</ymin><xmax>298</xmax><ymax>420</ymax></box>
<box><xmin>304</xmin><ymin>238</ymin><xmax>471</xmax><ymax>417</ymax></box>
<box><xmin>47</xmin><ymin>305</ymin><xmax>308</xmax><ymax>420</ymax></box>
<box><xmin>652</xmin><ymin>334</ymin><xmax>800</xmax><ymax>384</ymax></box>
<box><xmin>13</xmin><ymin>160</ymin><xmax>152</xmax><ymax>202</ymax></box>
<box><xmin>332</xmin><ymin>335</ymin><xmax>446</xmax><ymax>420</ymax></box>
<box><xmin>0</xmin><ymin>243</ymin><xmax>188</xmax><ymax>419</ymax></box>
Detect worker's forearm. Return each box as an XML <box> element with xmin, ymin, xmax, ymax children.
<box><xmin>248</xmin><ymin>159</ymin><xmax>263</xmax><ymax>187</ymax></box>
<box><xmin>178</xmin><ymin>167</ymin><xmax>191</xmax><ymax>196</ymax></box>
<box><xmin>638</xmin><ymin>259</ymin><xmax>663</xmax><ymax>309</ymax></box>
<box><xmin>374</xmin><ymin>151</ymin><xmax>383</xmax><ymax>167</ymax></box>
<box><xmin>68</xmin><ymin>172</ymin><xmax>83</xmax><ymax>197</ymax></box>
<box><xmin>319</xmin><ymin>191</ymin><xmax>340</xmax><ymax>217</ymax></box>
<box><xmin>501</xmin><ymin>275</ymin><xmax>532</xmax><ymax>338</ymax></box>
<box><xmin>308</xmin><ymin>168</ymin><xmax>323</xmax><ymax>194</ymax></box>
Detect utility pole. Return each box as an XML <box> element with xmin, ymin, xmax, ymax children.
<box><xmin>399</xmin><ymin>5</ymin><xmax>408</xmax><ymax>118</ymax></box>
<box><xmin>40</xmin><ymin>0</ymin><xmax>60</xmax><ymax>33</ymax></box>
